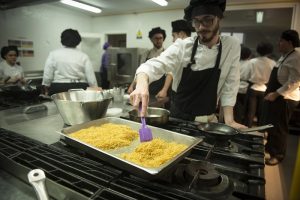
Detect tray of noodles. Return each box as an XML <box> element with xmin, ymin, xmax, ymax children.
<box><xmin>58</xmin><ymin>117</ymin><xmax>202</xmax><ymax>179</ymax></box>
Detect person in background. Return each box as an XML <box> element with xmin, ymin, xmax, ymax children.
<box><xmin>244</xmin><ymin>42</ymin><xmax>276</xmax><ymax>127</ymax></box>
<box><xmin>42</xmin><ymin>29</ymin><xmax>98</xmax><ymax>96</ymax></box>
<box><xmin>100</xmin><ymin>42</ymin><xmax>110</xmax><ymax>89</ymax></box>
<box><xmin>164</xmin><ymin>19</ymin><xmax>194</xmax><ymax>109</ymax></box>
<box><xmin>171</xmin><ymin>19</ymin><xmax>193</xmax><ymax>42</ymax></box>
<box><xmin>234</xmin><ymin>45</ymin><xmax>252</xmax><ymax>123</ymax></box>
<box><xmin>127</xmin><ymin>27</ymin><xmax>167</xmax><ymax>96</ymax></box>
<box><xmin>130</xmin><ymin>0</ymin><xmax>246</xmax><ymax>129</ymax></box>
<box><xmin>0</xmin><ymin>46</ymin><xmax>25</xmax><ymax>85</ymax></box>
<box><xmin>261</xmin><ymin>30</ymin><xmax>300</xmax><ymax>165</ymax></box>
<box><xmin>156</xmin><ymin>19</ymin><xmax>193</xmax><ymax>100</ymax></box>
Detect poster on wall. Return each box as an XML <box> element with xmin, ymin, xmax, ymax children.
<box><xmin>8</xmin><ymin>39</ymin><xmax>34</xmax><ymax>57</ymax></box>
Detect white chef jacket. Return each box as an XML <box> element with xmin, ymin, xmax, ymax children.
<box><xmin>239</xmin><ymin>60</ymin><xmax>252</xmax><ymax>94</ymax></box>
<box><xmin>42</xmin><ymin>47</ymin><xmax>98</xmax><ymax>87</ymax></box>
<box><xmin>248</xmin><ymin>56</ymin><xmax>276</xmax><ymax>92</ymax></box>
<box><xmin>140</xmin><ymin>47</ymin><xmax>165</xmax><ymax>64</ymax></box>
<box><xmin>0</xmin><ymin>60</ymin><xmax>24</xmax><ymax>81</ymax></box>
<box><xmin>136</xmin><ymin>35</ymin><xmax>241</xmax><ymax>107</ymax></box>
<box><xmin>276</xmin><ymin>49</ymin><xmax>300</xmax><ymax>101</ymax></box>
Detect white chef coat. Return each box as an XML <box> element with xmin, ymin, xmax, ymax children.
<box><xmin>0</xmin><ymin>60</ymin><xmax>24</xmax><ymax>81</ymax></box>
<box><xmin>42</xmin><ymin>47</ymin><xmax>97</xmax><ymax>87</ymax></box>
<box><xmin>276</xmin><ymin>49</ymin><xmax>300</xmax><ymax>101</ymax></box>
<box><xmin>239</xmin><ymin>60</ymin><xmax>252</xmax><ymax>94</ymax></box>
<box><xmin>140</xmin><ymin>47</ymin><xmax>165</xmax><ymax>64</ymax></box>
<box><xmin>136</xmin><ymin>35</ymin><xmax>241</xmax><ymax>107</ymax></box>
<box><xmin>248</xmin><ymin>56</ymin><xmax>276</xmax><ymax>92</ymax></box>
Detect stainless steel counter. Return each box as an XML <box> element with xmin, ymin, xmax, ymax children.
<box><xmin>0</xmin><ymin>99</ymin><xmax>134</xmax><ymax>145</ymax></box>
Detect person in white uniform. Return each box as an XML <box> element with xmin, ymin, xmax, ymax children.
<box><xmin>244</xmin><ymin>42</ymin><xmax>276</xmax><ymax>127</ymax></box>
<box><xmin>127</xmin><ymin>27</ymin><xmax>167</xmax><ymax>96</ymax></box>
<box><xmin>42</xmin><ymin>29</ymin><xmax>98</xmax><ymax>96</ymax></box>
<box><xmin>0</xmin><ymin>46</ymin><xmax>25</xmax><ymax>85</ymax></box>
<box><xmin>234</xmin><ymin>45</ymin><xmax>252</xmax><ymax>123</ymax></box>
<box><xmin>130</xmin><ymin>0</ymin><xmax>246</xmax><ymax>129</ymax></box>
<box><xmin>261</xmin><ymin>30</ymin><xmax>300</xmax><ymax>165</ymax></box>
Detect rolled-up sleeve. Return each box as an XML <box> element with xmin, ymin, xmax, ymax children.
<box><xmin>219</xmin><ymin>42</ymin><xmax>241</xmax><ymax>107</ymax></box>
<box><xmin>277</xmin><ymin>55</ymin><xmax>300</xmax><ymax>96</ymax></box>
<box><xmin>42</xmin><ymin>53</ymin><xmax>55</xmax><ymax>86</ymax></box>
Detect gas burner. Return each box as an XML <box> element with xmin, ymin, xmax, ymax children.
<box><xmin>172</xmin><ymin>160</ymin><xmax>233</xmax><ymax>197</ymax></box>
<box><xmin>202</xmin><ymin>137</ymin><xmax>239</xmax><ymax>153</ymax></box>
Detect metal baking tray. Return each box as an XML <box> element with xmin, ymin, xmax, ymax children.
<box><xmin>58</xmin><ymin>117</ymin><xmax>202</xmax><ymax>179</ymax></box>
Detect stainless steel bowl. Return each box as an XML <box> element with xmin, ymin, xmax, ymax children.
<box><xmin>128</xmin><ymin>107</ymin><xmax>170</xmax><ymax>125</ymax></box>
<box><xmin>52</xmin><ymin>90</ymin><xmax>113</xmax><ymax>125</ymax></box>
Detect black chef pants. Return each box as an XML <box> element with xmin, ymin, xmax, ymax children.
<box><xmin>48</xmin><ymin>82</ymin><xmax>89</xmax><ymax>96</ymax></box>
<box><xmin>245</xmin><ymin>89</ymin><xmax>264</xmax><ymax>127</ymax></box>
<box><xmin>262</xmin><ymin>96</ymin><xmax>299</xmax><ymax>159</ymax></box>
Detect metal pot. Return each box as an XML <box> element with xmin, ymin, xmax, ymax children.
<box><xmin>128</xmin><ymin>107</ymin><xmax>170</xmax><ymax>125</ymax></box>
<box><xmin>198</xmin><ymin>122</ymin><xmax>273</xmax><ymax>140</ymax></box>
<box><xmin>51</xmin><ymin>90</ymin><xmax>113</xmax><ymax>125</ymax></box>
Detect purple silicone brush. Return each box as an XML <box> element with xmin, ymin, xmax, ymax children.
<box><xmin>139</xmin><ymin>104</ymin><xmax>153</xmax><ymax>142</ymax></box>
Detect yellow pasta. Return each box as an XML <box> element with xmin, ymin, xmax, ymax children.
<box><xmin>121</xmin><ymin>138</ymin><xmax>187</xmax><ymax>168</ymax></box>
<box><xmin>69</xmin><ymin>123</ymin><xmax>138</xmax><ymax>150</ymax></box>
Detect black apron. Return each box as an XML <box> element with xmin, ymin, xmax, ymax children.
<box><xmin>171</xmin><ymin>37</ymin><xmax>222</xmax><ymax>120</ymax></box>
<box><xmin>260</xmin><ymin>50</ymin><xmax>295</xmax><ymax>125</ymax></box>
<box><xmin>260</xmin><ymin>50</ymin><xmax>297</xmax><ymax>157</ymax></box>
<box><xmin>48</xmin><ymin>82</ymin><xmax>89</xmax><ymax>96</ymax></box>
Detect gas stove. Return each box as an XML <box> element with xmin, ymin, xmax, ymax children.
<box><xmin>0</xmin><ymin>115</ymin><xmax>266</xmax><ymax>200</ymax></box>
<box><xmin>0</xmin><ymin>94</ymin><xmax>51</xmax><ymax>111</ymax></box>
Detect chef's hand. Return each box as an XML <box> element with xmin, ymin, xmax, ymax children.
<box><xmin>155</xmin><ymin>89</ymin><xmax>168</xmax><ymax>99</ymax></box>
<box><xmin>226</xmin><ymin>120</ymin><xmax>247</xmax><ymax>130</ymax></box>
<box><xmin>7</xmin><ymin>75</ymin><xmax>22</xmax><ymax>84</ymax></box>
<box><xmin>223</xmin><ymin>106</ymin><xmax>247</xmax><ymax>129</ymax></box>
<box><xmin>86</xmin><ymin>86</ymin><xmax>103</xmax><ymax>91</ymax></box>
<box><xmin>264</xmin><ymin>92</ymin><xmax>279</xmax><ymax>102</ymax></box>
<box><xmin>127</xmin><ymin>81</ymin><xmax>135</xmax><ymax>94</ymax></box>
<box><xmin>130</xmin><ymin>73</ymin><xmax>149</xmax><ymax>117</ymax></box>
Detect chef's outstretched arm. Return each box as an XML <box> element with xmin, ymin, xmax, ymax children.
<box><xmin>130</xmin><ymin>73</ymin><xmax>150</xmax><ymax>116</ymax></box>
<box><xmin>223</xmin><ymin>106</ymin><xmax>247</xmax><ymax>129</ymax></box>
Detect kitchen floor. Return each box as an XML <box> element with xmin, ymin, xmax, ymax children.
<box><xmin>265</xmin><ymin>133</ymin><xmax>299</xmax><ymax>200</ymax></box>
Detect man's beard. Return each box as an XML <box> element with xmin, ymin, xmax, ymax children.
<box><xmin>198</xmin><ymin>22</ymin><xmax>219</xmax><ymax>43</ymax></box>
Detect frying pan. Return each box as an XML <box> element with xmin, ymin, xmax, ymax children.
<box><xmin>0</xmin><ymin>82</ymin><xmax>41</xmax><ymax>100</ymax></box>
<box><xmin>198</xmin><ymin>123</ymin><xmax>273</xmax><ymax>140</ymax></box>
<box><xmin>128</xmin><ymin>107</ymin><xmax>170</xmax><ymax>126</ymax></box>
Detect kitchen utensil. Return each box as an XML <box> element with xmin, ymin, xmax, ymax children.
<box><xmin>198</xmin><ymin>123</ymin><xmax>273</xmax><ymax>140</ymax></box>
<box><xmin>128</xmin><ymin>107</ymin><xmax>170</xmax><ymax>125</ymax></box>
<box><xmin>28</xmin><ymin>169</ymin><xmax>49</xmax><ymax>200</ymax></box>
<box><xmin>139</xmin><ymin>105</ymin><xmax>153</xmax><ymax>142</ymax></box>
<box><xmin>51</xmin><ymin>90</ymin><xmax>112</xmax><ymax>125</ymax></box>
<box><xmin>0</xmin><ymin>83</ymin><xmax>41</xmax><ymax>100</ymax></box>
<box><xmin>59</xmin><ymin>117</ymin><xmax>202</xmax><ymax>179</ymax></box>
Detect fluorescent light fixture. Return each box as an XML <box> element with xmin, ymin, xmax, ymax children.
<box><xmin>256</xmin><ymin>11</ymin><xmax>264</xmax><ymax>23</ymax></box>
<box><xmin>152</xmin><ymin>0</ymin><xmax>168</xmax><ymax>7</ymax></box>
<box><xmin>61</xmin><ymin>0</ymin><xmax>102</xmax><ymax>13</ymax></box>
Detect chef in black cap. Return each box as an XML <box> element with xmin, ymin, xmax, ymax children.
<box><xmin>261</xmin><ymin>29</ymin><xmax>300</xmax><ymax>165</ymax></box>
<box><xmin>131</xmin><ymin>0</ymin><xmax>246</xmax><ymax>129</ymax></box>
<box><xmin>128</xmin><ymin>27</ymin><xmax>168</xmax><ymax>98</ymax></box>
<box><xmin>171</xmin><ymin>19</ymin><xmax>193</xmax><ymax>42</ymax></box>
<box><xmin>42</xmin><ymin>29</ymin><xmax>98</xmax><ymax>95</ymax></box>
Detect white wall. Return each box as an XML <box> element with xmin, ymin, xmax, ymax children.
<box><xmin>91</xmin><ymin>9</ymin><xmax>184</xmax><ymax>50</ymax></box>
<box><xmin>0</xmin><ymin>4</ymin><xmax>92</xmax><ymax>72</ymax></box>
<box><xmin>0</xmin><ymin>2</ymin><xmax>299</xmax><ymax>73</ymax></box>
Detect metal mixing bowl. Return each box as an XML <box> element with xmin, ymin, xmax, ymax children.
<box><xmin>52</xmin><ymin>90</ymin><xmax>113</xmax><ymax>125</ymax></box>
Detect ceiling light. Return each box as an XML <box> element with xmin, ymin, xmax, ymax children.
<box><xmin>61</xmin><ymin>0</ymin><xmax>102</xmax><ymax>13</ymax></box>
<box><xmin>256</xmin><ymin>11</ymin><xmax>264</xmax><ymax>23</ymax></box>
<box><xmin>151</xmin><ymin>0</ymin><xmax>168</xmax><ymax>7</ymax></box>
